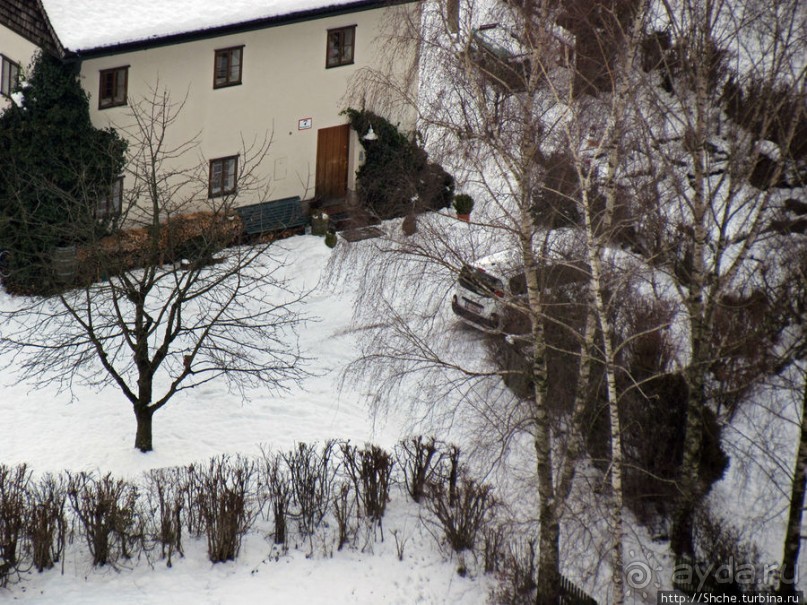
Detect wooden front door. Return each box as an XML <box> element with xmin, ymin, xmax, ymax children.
<box><xmin>315</xmin><ymin>124</ymin><xmax>350</xmax><ymax>199</ymax></box>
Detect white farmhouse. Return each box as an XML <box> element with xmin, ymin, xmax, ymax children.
<box><xmin>0</xmin><ymin>0</ymin><xmax>419</xmax><ymax>224</ymax></box>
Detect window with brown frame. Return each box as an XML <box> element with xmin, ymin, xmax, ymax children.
<box><xmin>214</xmin><ymin>46</ymin><xmax>243</xmax><ymax>88</ymax></box>
<box><xmin>1</xmin><ymin>55</ymin><xmax>20</xmax><ymax>97</ymax></box>
<box><xmin>99</xmin><ymin>66</ymin><xmax>128</xmax><ymax>109</ymax></box>
<box><xmin>96</xmin><ymin>176</ymin><xmax>124</xmax><ymax>218</ymax></box>
<box><xmin>326</xmin><ymin>26</ymin><xmax>355</xmax><ymax>68</ymax></box>
<box><xmin>209</xmin><ymin>156</ymin><xmax>238</xmax><ymax>198</ymax></box>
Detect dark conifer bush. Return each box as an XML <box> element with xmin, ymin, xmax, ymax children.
<box><xmin>0</xmin><ymin>53</ymin><xmax>126</xmax><ymax>293</ymax></box>
<box><xmin>342</xmin><ymin>108</ymin><xmax>454</xmax><ymax>219</ymax></box>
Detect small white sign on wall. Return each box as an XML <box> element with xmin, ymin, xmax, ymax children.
<box><xmin>298</xmin><ymin>117</ymin><xmax>312</xmax><ymax>130</ymax></box>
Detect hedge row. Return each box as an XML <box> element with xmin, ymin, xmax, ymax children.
<box><xmin>0</xmin><ymin>437</ymin><xmax>504</xmax><ymax>587</ymax></box>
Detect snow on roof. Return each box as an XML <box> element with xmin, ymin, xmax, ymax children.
<box><xmin>40</xmin><ymin>0</ymin><xmax>375</xmax><ymax>53</ymax></box>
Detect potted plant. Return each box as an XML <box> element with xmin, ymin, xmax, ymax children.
<box><xmin>453</xmin><ymin>194</ymin><xmax>474</xmax><ymax>221</ymax></box>
<box><xmin>324</xmin><ymin>228</ymin><xmax>338</xmax><ymax>248</ymax></box>
<box><xmin>311</xmin><ymin>210</ymin><xmax>329</xmax><ymax>236</ymax></box>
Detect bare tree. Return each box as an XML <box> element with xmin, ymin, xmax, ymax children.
<box><xmin>0</xmin><ymin>89</ymin><xmax>307</xmax><ymax>452</ymax></box>
<box><xmin>338</xmin><ymin>0</ymin><xmax>805</xmax><ymax>600</ymax></box>
<box><xmin>340</xmin><ymin>1</ymin><xmax>663</xmax><ymax>601</ymax></box>
<box><xmin>766</xmin><ymin>233</ymin><xmax>807</xmax><ymax>595</ymax></box>
<box><xmin>633</xmin><ymin>0</ymin><xmax>807</xmax><ymax>558</ymax></box>
<box><xmin>779</xmin><ymin>372</ymin><xmax>807</xmax><ymax>596</ymax></box>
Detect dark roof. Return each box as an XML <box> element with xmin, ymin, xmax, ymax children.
<box><xmin>0</xmin><ymin>0</ymin><xmax>62</xmax><ymax>57</ymax></box>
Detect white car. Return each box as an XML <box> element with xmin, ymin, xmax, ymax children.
<box><xmin>451</xmin><ymin>249</ymin><xmax>524</xmax><ymax>330</ymax></box>
<box><xmin>451</xmin><ymin>232</ymin><xmax>588</xmax><ymax>332</ymax></box>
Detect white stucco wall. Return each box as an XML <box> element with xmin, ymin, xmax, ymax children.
<box><xmin>0</xmin><ymin>24</ymin><xmax>40</xmax><ymax>109</ymax></box>
<box><xmin>77</xmin><ymin>3</ymin><xmax>418</xmax><ymax>212</ymax></box>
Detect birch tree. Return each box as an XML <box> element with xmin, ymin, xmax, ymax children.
<box><xmin>340</xmin><ymin>0</ymin><xmax>804</xmax><ymax>599</ymax></box>
<box><xmin>771</xmin><ymin>232</ymin><xmax>807</xmax><ymax>595</ymax></box>
<box><xmin>342</xmin><ymin>1</ymin><xmax>661</xmax><ymax>601</ymax></box>
<box><xmin>636</xmin><ymin>0</ymin><xmax>807</xmax><ymax>557</ymax></box>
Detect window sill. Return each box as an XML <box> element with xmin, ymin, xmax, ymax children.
<box><xmin>98</xmin><ymin>102</ymin><xmax>127</xmax><ymax>110</ymax></box>
<box><xmin>325</xmin><ymin>61</ymin><xmax>355</xmax><ymax>70</ymax></box>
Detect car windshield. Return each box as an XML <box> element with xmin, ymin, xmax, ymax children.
<box><xmin>458</xmin><ymin>265</ymin><xmax>504</xmax><ymax>296</ymax></box>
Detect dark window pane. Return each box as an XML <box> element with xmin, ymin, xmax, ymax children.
<box><xmin>97</xmin><ymin>177</ymin><xmax>123</xmax><ymax>218</ymax></box>
<box><xmin>209</xmin><ymin>157</ymin><xmax>238</xmax><ymax>197</ymax></box>
<box><xmin>229</xmin><ymin>49</ymin><xmax>241</xmax><ymax>81</ymax></box>
<box><xmin>327</xmin><ymin>27</ymin><xmax>356</xmax><ymax>68</ymax></box>
<box><xmin>99</xmin><ymin>67</ymin><xmax>128</xmax><ymax>108</ymax></box>
<box><xmin>215</xmin><ymin>54</ymin><xmax>228</xmax><ymax>85</ymax></box>
<box><xmin>115</xmin><ymin>72</ymin><xmax>126</xmax><ymax>103</ymax></box>
<box><xmin>214</xmin><ymin>48</ymin><xmax>243</xmax><ymax>87</ymax></box>
<box><xmin>224</xmin><ymin>160</ymin><xmax>235</xmax><ymax>191</ymax></box>
<box><xmin>2</xmin><ymin>58</ymin><xmax>20</xmax><ymax>96</ymax></box>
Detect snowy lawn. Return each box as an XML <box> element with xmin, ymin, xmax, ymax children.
<box><xmin>1</xmin><ymin>223</ymin><xmax>799</xmax><ymax>604</ymax></box>
<box><xmin>0</xmin><ymin>232</ymin><xmax>492</xmax><ymax>604</ymax></box>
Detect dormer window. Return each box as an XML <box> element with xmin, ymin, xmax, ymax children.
<box><xmin>214</xmin><ymin>47</ymin><xmax>243</xmax><ymax>88</ymax></box>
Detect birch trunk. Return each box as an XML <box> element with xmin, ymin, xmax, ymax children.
<box><xmin>520</xmin><ymin>208</ymin><xmax>561</xmax><ymax>602</ymax></box>
<box><xmin>779</xmin><ymin>373</ymin><xmax>807</xmax><ymax>595</ymax></box>
<box><xmin>672</xmin><ymin>19</ymin><xmax>712</xmax><ymax>558</ymax></box>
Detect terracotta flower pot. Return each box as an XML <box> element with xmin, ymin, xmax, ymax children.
<box><xmin>452</xmin><ymin>194</ymin><xmax>475</xmax><ymax>221</ymax></box>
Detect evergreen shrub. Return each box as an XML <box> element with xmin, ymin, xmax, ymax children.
<box><xmin>343</xmin><ymin>108</ymin><xmax>454</xmax><ymax>219</ymax></box>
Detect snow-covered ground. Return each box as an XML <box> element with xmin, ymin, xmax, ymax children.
<box><xmin>1</xmin><ymin>236</ymin><xmax>408</xmax><ymax>475</ymax></box>
<box><xmin>0</xmin><ymin>217</ymin><xmax>802</xmax><ymax>604</ymax></box>
<box><xmin>0</xmin><ymin>232</ymin><xmax>493</xmax><ymax>604</ymax></box>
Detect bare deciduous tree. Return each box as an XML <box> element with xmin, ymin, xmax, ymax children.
<box><xmin>0</xmin><ymin>89</ymin><xmax>307</xmax><ymax>452</ymax></box>
<box><xmin>338</xmin><ymin>1</ymin><xmax>663</xmax><ymax>601</ymax></box>
<box><xmin>765</xmin><ymin>235</ymin><xmax>807</xmax><ymax>595</ymax></box>
<box><xmin>342</xmin><ymin>0</ymin><xmax>805</xmax><ymax>601</ymax></box>
<box><xmin>633</xmin><ymin>0</ymin><xmax>807</xmax><ymax>558</ymax></box>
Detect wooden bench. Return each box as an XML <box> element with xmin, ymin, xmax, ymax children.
<box><xmin>235</xmin><ymin>196</ymin><xmax>308</xmax><ymax>236</ymax></box>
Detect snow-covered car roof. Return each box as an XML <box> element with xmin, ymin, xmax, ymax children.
<box><xmin>470</xmin><ymin>228</ymin><xmax>586</xmax><ymax>275</ymax></box>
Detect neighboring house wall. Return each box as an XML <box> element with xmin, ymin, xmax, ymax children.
<box><xmin>78</xmin><ymin>4</ymin><xmax>418</xmax><ymax>212</ymax></box>
<box><xmin>0</xmin><ymin>23</ymin><xmax>40</xmax><ymax>107</ymax></box>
